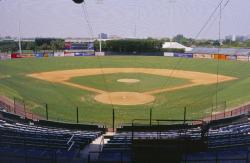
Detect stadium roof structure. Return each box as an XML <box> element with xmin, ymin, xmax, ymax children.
<box><xmin>190</xmin><ymin>47</ymin><xmax>250</xmax><ymax>56</ymax></box>
<box><xmin>162</xmin><ymin>42</ymin><xmax>193</xmax><ymax>52</ymax></box>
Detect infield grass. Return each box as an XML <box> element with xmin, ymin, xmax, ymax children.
<box><xmin>69</xmin><ymin>73</ymin><xmax>190</xmax><ymax>92</ymax></box>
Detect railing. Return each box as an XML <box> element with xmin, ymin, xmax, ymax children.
<box><xmin>99</xmin><ymin>136</ymin><xmax>105</xmax><ymax>152</ymax></box>
<box><xmin>204</xmin><ymin>103</ymin><xmax>250</xmax><ymax>122</ymax></box>
<box><xmin>0</xmin><ymin>96</ymin><xmax>108</xmax><ymax>128</ymax></box>
<box><xmin>68</xmin><ymin>141</ymin><xmax>75</xmax><ymax>151</ymax></box>
<box><xmin>67</xmin><ymin>134</ymin><xmax>75</xmax><ymax>151</ymax></box>
<box><xmin>67</xmin><ymin>134</ymin><xmax>75</xmax><ymax>145</ymax></box>
<box><xmin>0</xmin><ymin>96</ymin><xmax>42</xmax><ymax>121</ymax></box>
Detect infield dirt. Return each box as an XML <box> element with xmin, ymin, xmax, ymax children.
<box><xmin>28</xmin><ymin>68</ymin><xmax>237</xmax><ymax>105</ymax></box>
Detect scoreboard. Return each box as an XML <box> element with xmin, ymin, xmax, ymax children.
<box><xmin>64</xmin><ymin>42</ymin><xmax>94</xmax><ymax>50</ymax></box>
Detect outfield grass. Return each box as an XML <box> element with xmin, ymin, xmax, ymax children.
<box><xmin>0</xmin><ymin>56</ymin><xmax>250</xmax><ymax>126</ymax></box>
<box><xmin>69</xmin><ymin>73</ymin><xmax>190</xmax><ymax>92</ymax></box>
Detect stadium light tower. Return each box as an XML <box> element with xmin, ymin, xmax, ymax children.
<box><xmin>18</xmin><ymin>1</ymin><xmax>22</xmax><ymax>55</ymax></box>
<box><xmin>99</xmin><ymin>33</ymin><xmax>102</xmax><ymax>52</ymax></box>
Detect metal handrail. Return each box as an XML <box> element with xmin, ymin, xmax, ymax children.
<box><xmin>99</xmin><ymin>136</ymin><xmax>104</xmax><ymax>152</ymax></box>
<box><xmin>68</xmin><ymin>141</ymin><xmax>75</xmax><ymax>151</ymax></box>
<box><xmin>67</xmin><ymin>134</ymin><xmax>74</xmax><ymax>145</ymax></box>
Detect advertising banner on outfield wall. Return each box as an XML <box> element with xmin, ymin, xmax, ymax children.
<box><xmin>21</xmin><ymin>53</ymin><xmax>35</xmax><ymax>58</ymax></box>
<box><xmin>43</xmin><ymin>52</ymin><xmax>54</xmax><ymax>57</ymax></box>
<box><xmin>74</xmin><ymin>53</ymin><xmax>84</xmax><ymax>56</ymax></box>
<box><xmin>0</xmin><ymin>53</ymin><xmax>11</xmax><ymax>60</ymax></box>
<box><xmin>174</xmin><ymin>53</ymin><xmax>193</xmax><ymax>58</ymax></box>
<box><xmin>193</xmin><ymin>53</ymin><xmax>212</xmax><ymax>59</ymax></box>
<box><xmin>226</xmin><ymin>55</ymin><xmax>237</xmax><ymax>60</ymax></box>
<box><xmin>237</xmin><ymin>55</ymin><xmax>249</xmax><ymax>61</ymax></box>
<box><xmin>64</xmin><ymin>52</ymin><xmax>75</xmax><ymax>57</ymax></box>
<box><xmin>95</xmin><ymin>52</ymin><xmax>105</xmax><ymax>56</ymax></box>
<box><xmin>11</xmin><ymin>53</ymin><xmax>22</xmax><ymax>59</ymax></box>
<box><xmin>74</xmin><ymin>52</ymin><xmax>95</xmax><ymax>56</ymax></box>
<box><xmin>35</xmin><ymin>53</ymin><xmax>44</xmax><ymax>58</ymax></box>
<box><xmin>84</xmin><ymin>53</ymin><xmax>95</xmax><ymax>56</ymax></box>
<box><xmin>164</xmin><ymin>52</ymin><xmax>174</xmax><ymax>57</ymax></box>
<box><xmin>213</xmin><ymin>54</ymin><xmax>227</xmax><ymax>60</ymax></box>
<box><xmin>54</xmin><ymin>52</ymin><xmax>64</xmax><ymax>57</ymax></box>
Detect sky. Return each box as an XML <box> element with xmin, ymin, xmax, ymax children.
<box><xmin>0</xmin><ymin>0</ymin><xmax>249</xmax><ymax>39</ymax></box>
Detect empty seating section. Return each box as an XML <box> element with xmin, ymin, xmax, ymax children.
<box><xmin>96</xmin><ymin>121</ymin><xmax>250</xmax><ymax>162</ymax></box>
<box><xmin>91</xmin><ymin>132</ymin><xmax>133</xmax><ymax>162</ymax></box>
<box><xmin>0</xmin><ymin>104</ymin><xmax>104</xmax><ymax>162</ymax></box>
<box><xmin>182</xmin><ymin>122</ymin><xmax>250</xmax><ymax>162</ymax></box>
<box><xmin>105</xmin><ymin>128</ymin><xmax>202</xmax><ymax>148</ymax></box>
<box><xmin>0</xmin><ymin>120</ymin><xmax>102</xmax><ymax>150</ymax></box>
<box><xmin>208</xmin><ymin>122</ymin><xmax>250</xmax><ymax>148</ymax></box>
<box><xmin>2</xmin><ymin>102</ymin><xmax>250</xmax><ymax>162</ymax></box>
<box><xmin>104</xmin><ymin>132</ymin><xmax>132</xmax><ymax>150</ymax></box>
<box><xmin>95</xmin><ymin>127</ymin><xmax>203</xmax><ymax>162</ymax></box>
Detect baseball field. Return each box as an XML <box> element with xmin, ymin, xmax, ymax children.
<box><xmin>0</xmin><ymin>56</ymin><xmax>250</xmax><ymax>126</ymax></box>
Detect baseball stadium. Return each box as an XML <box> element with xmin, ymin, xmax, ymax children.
<box><xmin>0</xmin><ymin>0</ymin><xmax>250</xmax><ymax>162</ymax></box>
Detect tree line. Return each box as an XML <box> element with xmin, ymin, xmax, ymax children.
<box><xmin>1</xmin><ymin>35</ymin><xmax>250</xmax><ymax>53</ymax></box>
<box><xmin>94</xmin><ymin>39</ymin><xmax>165</xmax><ymax>53</ymax></box>
<box><xmin>172</xmin><ymin>34</ymin><xmax>250</xmax><ymax>48</ymax></box>
<box><xmin>0</xmin><ymin>38</ymin><xmax>64</xmax><ymax>52</ymax></box>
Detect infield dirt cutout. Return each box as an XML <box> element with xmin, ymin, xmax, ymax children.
<box><xmin>28</xmin><ymin>68</ymin><xmax>237</xmax><ymax>106</ymax></box>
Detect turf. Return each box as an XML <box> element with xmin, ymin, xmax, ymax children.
<box><xmin>69</xmin><ymin>73</ymin><xmax>190</xmax><ymax>92</ymax></box>
<box><xmin>0</xmin><ymin>56</ymin><xmax>250</xmax><ymax>126</ymax></box>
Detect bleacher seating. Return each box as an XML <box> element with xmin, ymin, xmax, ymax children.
<box><xmin>2</xmin><ymin>101</ymin><xmax>250</xmax><ymax>162</ymax></box>
<box><xmin>92</xmin><ymin>118</ymin><xmax>250</xmax><ymax>163</ymax></box>
<box><xmin>0</xmin><ymin>120</ymin><xmax>102</xmax><ymax>149</ymax></box>
<box><xmin>208</xmin><ymin>122</ymin><xmax>250</xmax><ymax>148</ymax></box>
<box><xmin>181</xmin><ymin>121</ymin><xmax>250</xmax><ymax>162</ymax></box>
<box><xmin>93</xmin><ymin>125</ymin><xmax>205</xmax><ymax>162</ymax></box>
<box><xmin>0</xmin><ymin>104</ymin><xmax>104</xmax><ymax>162</ymax></box>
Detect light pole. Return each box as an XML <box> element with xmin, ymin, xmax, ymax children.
<box><xmin>18</xmin><ymin>1</ymin><xmax>22</xmax><ymax>55</ymax></box>
<box><xmin>99</xmin><ymin>33</ymin><xmax>102</xmax><ymax>52</ymax></box>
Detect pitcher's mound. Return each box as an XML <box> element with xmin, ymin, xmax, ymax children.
<box><xmin>94</xmin><ymin>92</ymin><xmax>155</xmax><ymax>105</ymax></box>
<box><xmin>117</xmin><ymin>79</ymin><xmax>140</xmax><ymax>84</ymax></box>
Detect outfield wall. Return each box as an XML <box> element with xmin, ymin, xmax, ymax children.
<box><xmin>105</xmin><ymin>51</ymin><xmax>164</xmax><ymax>56</ymax></box>
<box><xmin>1</xmin><ymin>51</ymin><xmax>250</xmax><ymax>63</ymax></box>
<box><xmin>164</xmin><ymin>52</ymin><xmax>250</xmax><ymax>62</ymax></box>
<box><xmin>0</xmin><ymin>53</ymin><xmax>11</xmax><ymax>60</ymax></box>
<box><xmin>193</xmin><ymin>54</ymin><xmax>212</xmax><ymax>59</ymax></box>
<box><xmin>0</xmin><ymin>50</ymin><xmax>95</xmax><ymax>60</ymax></box>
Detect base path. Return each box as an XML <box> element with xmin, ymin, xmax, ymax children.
<box><xmin>28</xmin><ymin>68</ymin><xmax>237</xmax><ymax>106</ymax></box>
